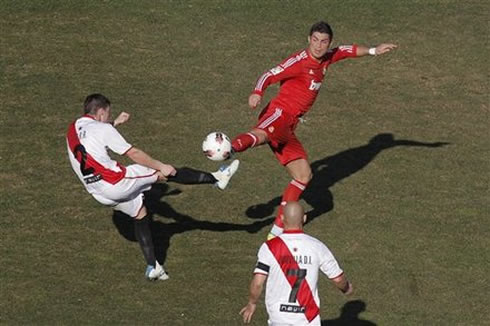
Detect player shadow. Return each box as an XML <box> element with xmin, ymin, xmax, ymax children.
<box><xmin>112</xmin><ymin>183</ymin><xmax>273</xmax><ymax>265</ymax></box>
<box><xmin>322</xmin><ymin>300</ymin><xmax>377</xmax><ymax>326</ymax></box>
<box><xmin>246</xmin><ymin>133</ymin><xmax>449</xmax><ymax>223</ymax></box>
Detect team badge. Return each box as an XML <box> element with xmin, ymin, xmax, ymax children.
<box><xmin>268</xmin><ymin>126</ymin><xmax>275</xmax><ymax>133</ymax></box>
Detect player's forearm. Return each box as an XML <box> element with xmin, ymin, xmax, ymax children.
<box><xmin>356</xmin><ymin>45</ymin><xmax>374</xmax><ymax>57</ymax></box>
<box><xmin>357</xmin><ymin>43</ymin><xmax>397</xmax><ymax>57</ymax></box>
<box><xmin>126</xmin><ymin>147</ymin><xmax>165</xmax><ymax>171</ymax></box>
<box><xmin>247</xmin><ymin>277</ymin><xmax>264</xmax><ymax>304</ymax></box>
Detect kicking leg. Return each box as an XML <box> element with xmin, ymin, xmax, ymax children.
<box><xmin>231</xmin><ymin>128</ymin><xmax>268</xmax><ymax>153</ymax></box>
<box><xmin>166</xmin><ymin>161</ymin><xmax>240</xmax><ymax>190</ymax></box>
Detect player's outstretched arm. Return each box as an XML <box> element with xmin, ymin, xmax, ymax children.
<box><xmin>356</xmin><ymin>43</ymin><xmax>397</xmax><ymax>57</ymax></box>
<box><xmin>240</xmin><ymin>273</ymin><xmax>267</xmax><ymax>323</ymax></box>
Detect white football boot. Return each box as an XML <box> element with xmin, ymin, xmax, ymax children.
<box><xmin>212</xmin><ymin>159</ymin><xmax>240</xmax><ymax>190</ymax></box>
<box><xmin>145</xmin><ymin>261</ymin><xmax>169</xmax><ymax>281</ymax></box>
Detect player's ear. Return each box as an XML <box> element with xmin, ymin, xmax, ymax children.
<box><xmin>94</xmin><ymin>106</ymin><xmax>108</xmax><ymax>121</ymax></box>
<box><xmin>93</xmin><ymin>107</ymin><xmax>103</xmax><ymax>121</ymax></box>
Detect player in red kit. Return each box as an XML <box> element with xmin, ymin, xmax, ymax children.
<box><xmin>231</xmin><ymin>21</ymin><xmax>397</xmax><ymax>239</ymax></box>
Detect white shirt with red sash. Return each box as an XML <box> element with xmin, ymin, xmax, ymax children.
<box><xmin>66</xmin><ymin>115</ymin><xmax>132</xmax><ymax>194</ymax></box>
<box><xmin>254</xmin><ymin>230</ymin><xmax>343</xmax><ymax>325</ymax></box>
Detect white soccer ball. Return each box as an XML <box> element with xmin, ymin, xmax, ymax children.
<box><xmin>202</xmin><ymin>132</ymin><xmax>232</xmax><ymax>161</ymax></box>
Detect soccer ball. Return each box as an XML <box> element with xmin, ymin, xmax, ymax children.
<box><xmin>202</xmin><ymin>132</ymin><xmax>232</xmax><ymax>161</ymax></box>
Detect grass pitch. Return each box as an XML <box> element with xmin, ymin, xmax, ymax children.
<box><xmin>1</xmin><ymin>0</ymin><xmax>488</xmax><ymax>325</ymax></box>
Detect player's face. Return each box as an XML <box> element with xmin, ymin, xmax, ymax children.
<box><xmin>308</xmin><ymin>32</ymin><xmax>331</xmax><ymax>60</ymax></box>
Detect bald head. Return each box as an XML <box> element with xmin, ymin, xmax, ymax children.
<box><xmin>282</xmin><ymin>201</ymin><xmax>306</xmax><ymax>230</ymax></box>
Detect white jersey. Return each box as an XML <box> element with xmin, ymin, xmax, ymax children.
<box><xmin>66</xmin><ymin>115</ymin><xmax>132</xmax><ymax>195</ymax></box>
<box><xmin>254</xmin><ymin>230</ymin><xmax>343</xmax><ymax>326</ymax></box>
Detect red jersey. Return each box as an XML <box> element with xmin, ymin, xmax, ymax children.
<box><xmin>252</xmin><ymin>45</ymin><xmax>358</xmax><ymax>118</ymax></box>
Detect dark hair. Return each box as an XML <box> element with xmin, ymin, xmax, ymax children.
<box><xmin>83</xmin><ymin>93</ymin><xmax>111</xmax><ymax>114</ymax></box>
<box><xmin>309</xmin><ymin>21</ymin><xmax>333</xmax><ymax>39</ymax></box>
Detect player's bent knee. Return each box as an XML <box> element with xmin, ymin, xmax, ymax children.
<box><xmin>297</xmin><ymin>173</ymin><xmax>312</xmax><ymax>185</ymax></box>
<box><xmin>305</xmin><ymin>170</ymin><xmax>313</xmax><ymax>183</ymax></box>
<box><xmin>290</xmin><ymin>165</ymin><xmax>312</xmax><ymax>184</ymax></box>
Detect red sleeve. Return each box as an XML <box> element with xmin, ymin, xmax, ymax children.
<box><xmin>329</xmin><ymin>44</ymin><xmax>358</xmax><ymax>64</ymax></box>
<box><xmin>252</xmin><ymin>50</ymin><xmax>307</xmax><ymax>96</ymax></box>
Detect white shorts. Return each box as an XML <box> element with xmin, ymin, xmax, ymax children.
<box><xmin>92</xmin><ymin>164</ymin><xmax>159</xmax><ymax>217</ymax></box>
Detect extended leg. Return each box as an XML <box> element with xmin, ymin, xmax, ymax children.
<box><xmin>167</xmin><ymin>161</ymin><xmax>240</xmax><ymax>190</ymax></box>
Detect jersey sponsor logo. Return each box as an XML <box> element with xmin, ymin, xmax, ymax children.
<box><xmin>84</xmin><ymin>174</ymin><xmax>102</xmax><ymax>184</ymax></box>
<box><xmin>309</xmin><ymin>80</ymin><xmax>322</xmax><ymax>91</ymax></box>
<box><xmin>280</xmin><ymin>304</ymin><xmax>306</xmax><ymax>313</ymax></box>
<box><xmin>309</xmin><ymin>69</ymin><xmax>315</xmax><ymax>75</ymax></box>
<box><xmin>266</xmin><ymin>237</ymin><xmax>320</xmax><ymax>322</ymax></box>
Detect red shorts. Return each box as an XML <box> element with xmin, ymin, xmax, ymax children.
<box><xmin>255</xmin><ymin>102</ymin><xmax>307</xmax><ymax>166</ymax></box>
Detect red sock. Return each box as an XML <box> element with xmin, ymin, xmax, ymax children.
<box><xmin>274</xmin><ymin>179</ymin><xmax>308</xmax><ymax>228</ymax></box>
<box><xmin>232</xmin><ymin>132</ymin><xmax>258</xmax><ymax>152</ymax></box>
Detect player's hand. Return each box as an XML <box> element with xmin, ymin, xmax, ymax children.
<box><xmin>159</xmin><ymin>164</ymin><xmax>177</xmax><ymax>179</ymax></box>
<box><xmin>375</xmin><ymin>43</ymin><xmax>397</xmax><ymax>55</ymax></box>
<box><xmin>343</xmin><ymin>281</ymin><xmax>354</xmax><ymax>296</ymax></box>
<box><xmin>239</xmin><ymin>303</ymin><xmax>257</xmax><ymax>324</ymax></box>
<box><xmin>113</xmin><ymin>112</ymin><xmax>130</xmax><ymax>127</ymax></box>
<box><xmin>248</xmin><ymin>94</ymin><xmax>262</xmax><ymax>110</ymax></box>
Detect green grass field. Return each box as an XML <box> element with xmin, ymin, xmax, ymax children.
<box><xmin>1</xmin><ymin>0</ymin><xmax>488</xmax><ymax>325</ymax></box>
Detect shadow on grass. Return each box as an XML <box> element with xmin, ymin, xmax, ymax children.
<box><xmin>322</xmin><ymin>300</ymin><xmax>376</xmax><ymax>326</ymax></box>
<box><xmin>246</xmin><ymin>133</ymin><xmax>449</xmax><ymax>223</ymax></box>
<box><xmin>112</xmin><ymin>183</ymin><xmax>273</xmax><ymax>265</ymax></box>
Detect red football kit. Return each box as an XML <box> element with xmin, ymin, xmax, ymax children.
<box><xmin>232</xmin><ymin>45</ymin><xmax>359</xmax><ymax>231</ymax></box>
<box><xmin>252</xmin><ymin>45</ymin><xmax>358</xmax><ymax>165</ymax></box>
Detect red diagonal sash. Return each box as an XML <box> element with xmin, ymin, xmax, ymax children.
<box><xmin>67</xmin><ymin>122</ymin><xmax>125</xmax><ymax>184</ymax></box>
<box><xmin>266</xmin><ymin>237</ymin><xmax>319</xmax><ymax>322</ymax></box>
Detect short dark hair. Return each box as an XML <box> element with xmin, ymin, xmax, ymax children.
<box><xmin>309</xmin><ymin>21</ymin><xmax>333</xmax><ymax>39</ymax></box>
<box><xmin>83</xmin><ymin>93</ymin><xmax>111</xmax><ymax>115</ymax></box>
